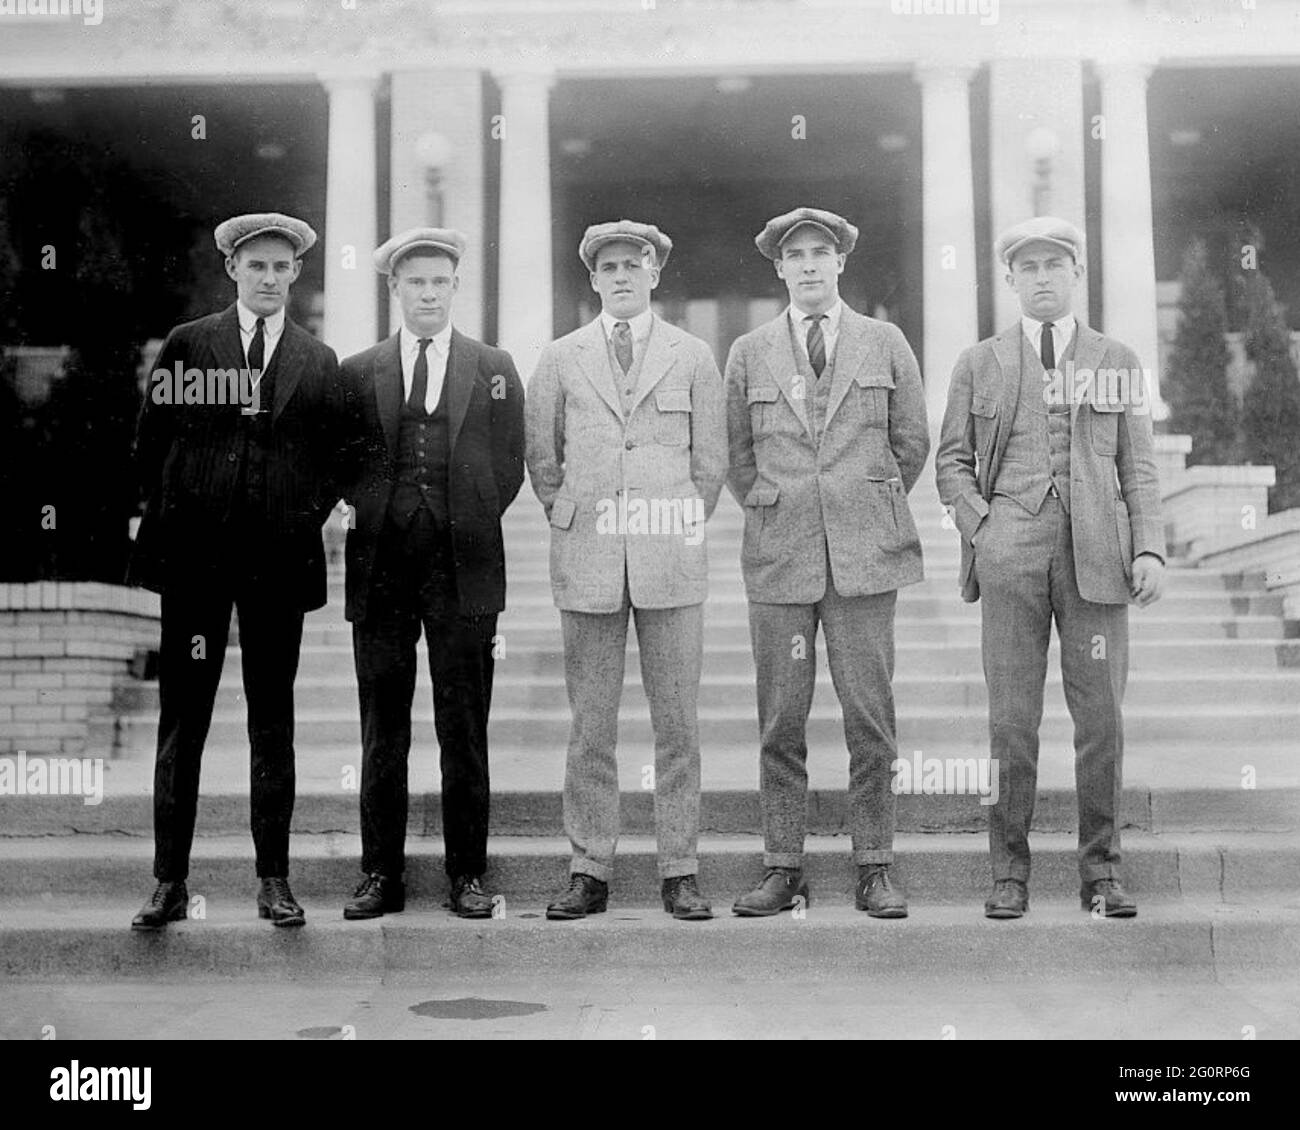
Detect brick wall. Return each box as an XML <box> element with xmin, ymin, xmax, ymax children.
<box><xmin>0</xmin><ymin>583</ymin><xmax>160</xmax><ymax>757</ymax></box>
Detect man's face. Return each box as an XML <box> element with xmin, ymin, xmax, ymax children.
<box><xmin>590</xmin><ymin>241</ymin><xmax>659</xmax><ymax>319</ymax></box>
<box><xmin>774</xmin><ymin>226</ymin><xmax>845</xmax><ymax>315</ymax></box>
<box><xmin>1006</xmin><ymin>243</ymin><xmax>1083</xmax><ymax>322</ymax></box>
<box><xmin>389</xmin><ymin>252</ymin><xmax>459</xmax><ymax>336</ymax></box>
<box><xmin>225</xmin><ymin>235</ymin><xmax>302</xmax><ymax>317</ymax></box>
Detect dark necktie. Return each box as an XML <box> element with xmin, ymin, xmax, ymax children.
<box><xmin>1040</xmin><ymin>320</ymin><xmax>1056</xmax><ymax>371</ymax></box>
<box><xmin>248</xmin><ymin>317</ymin><xmax>265</xmax><ymax>376</ymax></box>
<box><xmin>613</xmin><ymin>321</ymin><xmax>633</xmax><ymax>375</ymax></box>
<box><xmin>805</xmin><ymin>314</ymin><xmax>827</xmax><ymax>378</ymax></box>
<box><xmin>408</xmin><ymin>337</ymin><xmax>432</xmax><ymax>412</ymax></box>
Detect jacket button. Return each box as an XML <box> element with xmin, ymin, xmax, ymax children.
<box><xmin>227</xmin><ymin>452</ymin><xmax>236</xmax><ymax>462</ymax></box>
<box><xmin>625</xmin><ymin>439</ymin><xmax>634</xmax><ymax>450</ymax></box>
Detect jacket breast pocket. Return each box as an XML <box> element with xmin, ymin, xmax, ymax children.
<box><xmin>855</xmin><ymin>372</ymin><xmax>893</xmax><ymax>428</ymax></box>
<box><xmin>971</xmin><ymin>394</ymin><xmax>998</xmax><ymax>454</ymax></box>
<box><xmin>654</xmin><ymin>387</ymin><xmax>692</xmax><ymax>447</ymax></box>
<box><xmin>1090</xmin><ymin>403</ymin><xmax>1122</xmax><ymax>456</ymax></box>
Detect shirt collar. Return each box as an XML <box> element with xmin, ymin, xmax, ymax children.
<box><xmin>236</xmin><ymin>301</ymin><xmax>285</xmax><ymax>337</ymax></box>
<box><xmin>400</xmin><ymin>322</ymin><xmax>453</xmax><ymax>355</ymax></box>
<box><xmin>1022</xmin><ymin>312</ymin><xmax>1076</xmax><ymax>345</ymax></box>
<box><xmin>600</xmin><ymin>307</ymin><xmax>653</xmax><ymax>341</ymax></box>
<box><xmin>788</xmin><ymin>297</ymin><xmax>843</xmax><ymax>334</ymax></box>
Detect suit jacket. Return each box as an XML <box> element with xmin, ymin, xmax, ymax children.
<box><xmin>935</xmin><ymin>320</ymin><xmax>1165</xmax><ymax>605</ymax></box>
<box><xmin>127</xmin><ymin>304</ymin><xmax>345</xmax><ymax>611</ymax></box>
<box><xmin>338</xmin><ymin>329</ymin><xmax>525</xmax><ymax>622</ymax></box>
<box><xmin>525</xmin><ymin>315</ymin><xmax>727</xmax><ymax>613</ymax></box>
<box><xmin>724</xmin><ymin>306</ymin><xmax>930</xmax><ymax>603</ymax></box>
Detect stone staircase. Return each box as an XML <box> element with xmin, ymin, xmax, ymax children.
<box><xmin>1</xmin><ymin>480</ymin><xmax>1299</xmax><ymax>987</ymax></box>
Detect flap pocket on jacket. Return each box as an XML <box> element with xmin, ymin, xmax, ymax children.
<box><xmin>855</xmin><ymin>371</ymin><xmax>895</xmax><ymax>389</ymax></box>
<box><xmin>655</xmin><ymin>388</ymin><xmax>692</xmax><ymax>413</ymax></box>
<box><xmin>744</xmin><ymin>484</ymin><xmax>780</xmax><ymax>507</ymax></box>
<box><xmin>746</xmin><ymin>385</ymin><xmax>780</xmax><ymax>404</ymax></box>
<box><xmin>971</xmin><ymin>394</ymin><xmax>998</xmax><ymax>418</ymax></box>
<box><xmin>549</xmin><ymin>497</ymin><xmax>577</xmax><ymax>530</ymax></box>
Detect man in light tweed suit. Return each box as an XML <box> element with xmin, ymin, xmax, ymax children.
<box><xmin>725</xmin><ymin>207</ymin><xmax>929</xmax><ymax>918</ymax></box>
<box><xmin>936</xmin><ymin>217</ymin><xmax>1165</xmax><ymax>920</ymax></box>
<box><xmin>525</xmin><ymin>220</ymin><xmax>727</xmax><ymax>920</ymax></box>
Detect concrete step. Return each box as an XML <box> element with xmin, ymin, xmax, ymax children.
<box><xmin>113</xmin><ymin>668</ymin><xmax>1300</xmax><ymax>715</ymax></box>
<box><xmin>1</xmin><ymin>831</ymin><xmax>1294</xmax><ymax>903</ymax></box>
<box><xmin>3</xmin><ymin>896</ymin><xmax>1296</xmax><ymax>979</ymax></box>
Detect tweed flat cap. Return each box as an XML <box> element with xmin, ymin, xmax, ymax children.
<box><xmin>214</xmin><ymin>213</ymin><xmax>317</xmax><ymax>257</ymax></box>
<box><xmin>755</xmin><ymin>207</ymin><xmax>858</xmax><ymax>260</ymax></box>
<box><xmin>995</xmin><ymin>216</ymin><xmax>1085</xmax><ymax>266</ymax></box>
<box><xmin>373</xmin><ymin>227</ymin><xmax>468</xmax><ymax>274</ymax></box>
<box><xmin>579</xmin><ymin>220</ymin><xmax>673</xmax><ymax>271</ymax></box>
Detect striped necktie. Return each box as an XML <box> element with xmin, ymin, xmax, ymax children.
<box><xmin>804</xmin><ymin>314</ymin><xmax>827</xmax><ymax>378</ymax></box>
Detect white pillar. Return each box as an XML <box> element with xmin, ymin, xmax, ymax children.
<box><xmin>918</xmin><ymin>64</ymin><xmax>980</xmax><ymax>441</ymax></box>
<box><xmin>495</xmin><ymin>68</ymin><xmax>555</xmax><ymax>381</ymax></box>
<box><xmin>321</xmin><ymin>71</ymin><xmax>379</xmax><ymax>359</ymax></box>
<box><xmin>1097</xmin><ymin>60</ymin><xmax>1167</xmax><ymax>420</ymax></box>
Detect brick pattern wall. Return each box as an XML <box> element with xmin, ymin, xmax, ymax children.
<box><xmin>0</xmin><ymin>584</ymin><xmax>160</xmax><ymax>757</ymax></box>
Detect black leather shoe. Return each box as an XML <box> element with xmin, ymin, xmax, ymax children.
<box><xmin>545</xmin><ymin>874</ymin><xmax>608</xmax><ymax>920</ymax></box>
<box><xmin>732</xmin><ymin>868</ymin><xmax>809</xmax><ymax>917</ymax></box>
<box><xmin>855</xmin><ymin>864</ymin><xmax>908</xmax><ymax>918</ymax></box>
<box><xmin>1081</xmin><ymin>877</ymin><xmax>1137</xmax><ymax>918</ymax></box>
<box><xmin>448</xmin><ymin>875</ymin><xmax>495</xmax><ymax>919</ymax></box>
<box><xmin>343</xmin><ymin>873</ymin><xmax>405</xmax><ymax>920</ymax></box>
<box><xmin>130</xmin><ymin>880</ymin><xmax>189</xmax><ymax>931</ymax></box>
<box><xmin>984</xmin><ymin>878</ymin><xmax>1029</xmax><ymax>919</ymax></box>
<box><xmin>661</xmin><ymin>875</ymin><xmax>713</xmax><ymax>920</ymax></box>
<box><xmin>257</xmin><ymin>876</ymin><xmax>305</xmax><ymax>927</ymax></box>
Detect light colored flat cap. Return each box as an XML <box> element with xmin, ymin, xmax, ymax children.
<box><xmin>214</xmin><ymin>212</ymin><xmax>317</xmax><ymax>257</ymax></box>
<box><xmin>579</xmin><ymin>220</ymin><xmax>673</xmax><ymax>271</ymax></box>
<box><xmin>373</xmin><ymin>227</ymin><xmax>468</xmax><ymax>274</ymax></box>
<box><xmin>755</xmin><ymin>207</ymin><xmax>858</xmax><ymax>260</ymax></box>
<box><xmin>995</xmin><ymin>216</ymin><xmax>1085</xmax><ymax>266</ymax></box>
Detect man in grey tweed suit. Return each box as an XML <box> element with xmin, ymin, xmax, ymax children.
<box><xmin>725</xmin><ymin>207</ymin><xmax>930</xmax><ymax>918</ymax></box>
<box><xmin>525</xmin><ymin>220</ymin><xmax>727</xmax><ymax>921</ymax></box>
<box><xmin>936</xmin><ymin>216</ymin><xmax>1166</xmax><ymax>920</ymax></box>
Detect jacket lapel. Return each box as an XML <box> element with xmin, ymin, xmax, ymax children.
<box><xmin>446</xmin><ymin>330</ymin><xmax>476</xmax><ymax>451</ymax></box>
<box><xmin>987</xmin><ymin>323</ymin><xmax>1023</xmax><ymax>487</ymax></box>
<box><xmin>756</xmin><ymin>315</ymin><xmax>812</xmax><ymax>438</ymax></box>
<box><xmin>1069</xmin><ymin>323</ymin><xmax>1106</xmax><ymax>424</ymax></box>
<box><xmin>628</xmin><ymin>316</ymin><xmax>680</xmax><ymax>412</ymax></box>
<box><xmin>373</xmin><ymin>333</ymin><xmax>403</xmax><ymax>456</ymax></box>
<box><xmin>212</xmin><ymin>304</ymin><xmax>245</xmax><ymax>377</ymax></box>
<box><xmin>822</xmin><ymin>307</ymin><xmax>869</xmax><ymax>428</ymax></box>
<box><xmin>271</xmin><ymin>319</ymin><xmax>308</xmax><ymax>423</ymax></box>
<box><xmin>575</xmin><ymin>318</ymin><xmax>624</xmax><ymax>420</ymax></box>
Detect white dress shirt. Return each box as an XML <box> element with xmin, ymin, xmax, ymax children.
<box><xmin>400</xmin><ymin>322</ymin><xmax>453</xmax><ymax>412</ymax></box>
<box><xmin>237</xmin><ymin>302</ymin><xmax>285</xmax><ymax>379</ymax></box>
<box><xmin>787</xmin><ymin>297</ymin><xmax>844</xmax><ymax>366</ymax></box>
<box><xmin>600</xmin><ymin>307</ymin><xmax>653</xmax><ymax>364</ymax></box>
<box><xmin>1021</xmin><ymin>313</ymin><xmax>1076</xmax><ymax>366</ymax></box>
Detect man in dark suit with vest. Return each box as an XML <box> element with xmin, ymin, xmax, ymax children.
<box><xmin>338</xmin><ymin>228</ymin><xmax>524</xmax><ymax>920</ymax></box>
<box><xmin>936</xmin><ymin>216</ymin><xmax>1166</xmax><ymax>920</ymax></box>
<box><xmin>128</xmin><ymin>212</ymin><xmax>345</xmax><ymax>929</ymax></box>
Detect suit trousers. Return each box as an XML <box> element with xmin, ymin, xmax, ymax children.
<box><xmin>152</xmin><ymin>522</ymin><xmax>304</xmax><ymax>881</ymax></box>
<box><xmin>749</xmin><ymin>576</ymin><xmax>899</xmax><ymax>868</ymax></box>
<box><xmin>352</xmin><ymin>507</ymin><xmax>497</xmax><ymax>879</ymax></box>
<box><xmin>976</xmin><ymin>495</ymin><xmax>1128</xmax><ymax>883</ymax></box>
<box><xmin>559</xmin><ymin>581</ymin><xmax>703</xmax><ymax>883</ymax></box>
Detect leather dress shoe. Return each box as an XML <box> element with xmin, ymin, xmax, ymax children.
<box><xmin>732</xmin><ymin>868</ymin><xmax>809</xmax><ymax>917</ymax></box>
<box><xmin>448</xmin><ymin>875</ymin><xmax>495</xmax><ymax>919</ymax></box>
<box><xmin>257</xmin><ymin>876</ymin><xmax>305</xmax><ymax>927</ymax></box>
<box><xmin>1081</xmin><ymin>877</ymin><xmax>1137</xmax><ymax>918</ymax></box>
<box><xmin>661</xmin><ymin>875</ymin><xmax>713</xmax><ymax>920</ymax></box>
<box><xmin>130</xmin><ymin>880</ymin><xmax>189</xmax><ymax>930</ymax></box>
<box><xmin>984</xmin><ymin>878</ymin><xmax>1029</xmax><ymax>919</ymax></box>
<box><xmin>855</xmin><ymin>864</ymin><xmax>908</xmax><ymax>918</ymax></box>
<box><xmin>545</xmin><ymin>873</ymin><xmax>608</xmax><ymax>920</ymax></box>
<box><xmin>344</xmin><ymin>873</ymin><xmax>405</xmax><ymax>920</ymax></box>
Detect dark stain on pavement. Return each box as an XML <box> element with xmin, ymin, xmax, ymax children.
<box><xmin>296</xmin><ymin>1026</ymin><xmax>345</xmax><ymax>1039</ymax></box>
<box><xmin>410</xmin><ymin>997</ymin><xmax>548</xmax><ymax>1020</ymax></box>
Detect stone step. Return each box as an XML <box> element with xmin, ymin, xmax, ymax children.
<box><xmin>3</xmin><ymin>896</ymin><xmax>1295</xmax><ymax>979</ymax></box>
<box><xmin>1</xmin><ymin>831</ymin><xmax>1294</xmax><ymax>903</ymax></box>
<box><xmin>114</xmin><ymin>668</ymin><xmax>1300</xmax><ymax>715</ymax></box>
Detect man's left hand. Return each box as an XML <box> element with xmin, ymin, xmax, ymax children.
<box><xmin>1131</xmin><ymin>553</ymin><xmax>1165</xmax><ymax>607</ymax></box>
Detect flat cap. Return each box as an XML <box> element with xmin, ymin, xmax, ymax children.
<box><xmin>373</xmin><ymin>227</ymin><xmax>468</xmax><ymax>274</ymax></box>
<box><xmin>755</xmin><ymin>207</ymin><xmax>858</xmax><ymax>260</ymax></box>
<box><xmin>579</xmin><ymin>220</ymin><xmax>673</xmax><ymax>271</ymax></box>
<box><xmin>214</xmin><ymin>213</ymin><xmax>316</xmax><ymax>257</ymax></box>
<box><xmin>995</xmin><ymin>216</ymin><xmax>1085</xmax><ymax>266</ymax></box>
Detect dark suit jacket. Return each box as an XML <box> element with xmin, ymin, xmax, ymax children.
<box><xmin>127</xmin><ymin>304</ymin><xmax>345</xmax><ymax>611</ymax></box>
<box><xmin>935</xmin><ymin>321</ymin><xmax>1165</xmax><ymax>605</ymax></box>
<box><xmin>338</xmin><ymin>329</ymin><xmax>525</xmax><ymax>622</ymax></box>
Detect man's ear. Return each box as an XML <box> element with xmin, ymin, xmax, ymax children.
<box><xmin>290</xmin><ymin>259</ymin><xmax>303</xmax><ymax>283</ymax></box>
<box><xmin>224</xmin><ymin>256</ymin><xmax>239</xmax><ymax>282</ymax></box>
<box><xmin>834</xmin><ymin>253</ymin><xmax>846</xmax><ymax>276</ymax></box>
<box><xmin>648</xmin><ymin>267</ymin><xmax>661</xmax><ymax>292</ymax></box>
<box><xmin>589</xmin><ymin>271</ymin><xmax>600</xmax><ymax>295</ymax></box>
<box><xmin>774</xmin><ymin>258</ymin><xmax>787</xmax><ymax>282</ymax></box>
